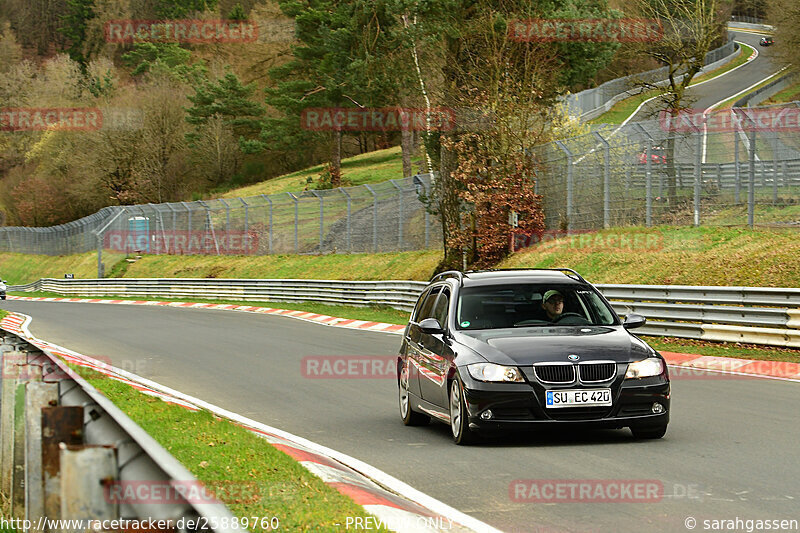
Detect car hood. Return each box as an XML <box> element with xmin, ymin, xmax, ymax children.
<box><xmin>456</xmin><ymin>326</ymin><xmax>654</xmax><ymax>366</ymax></box>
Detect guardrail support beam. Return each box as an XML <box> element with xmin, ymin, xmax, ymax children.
<box><xmin>25</xmin><ymin>382</ymin><xmax>58</xmax><ymax>527</ymax></box>
<box><xmin>60</xmin><ymin>445</ymin><xmax>118</xmax><ymax>529</ymax></box>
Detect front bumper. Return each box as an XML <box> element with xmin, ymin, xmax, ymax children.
<box><xmin>459</xmin><ymin>368</ymin><xmax>670</xmax><ymax>432</ymax></box>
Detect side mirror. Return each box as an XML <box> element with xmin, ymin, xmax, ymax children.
<box><xmin>418</xmin><ymin>317</ymin><xmax>445</xmax><ymax>335</ymax></box>
<box><xmin>623</xmin><ymin>313</ymin><xmax>646</xmax><ymax>330</ymax></box>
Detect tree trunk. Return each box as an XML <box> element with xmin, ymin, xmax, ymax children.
<box><xmin>401</xmin><ymin>127</ymin><xmax>413</xmax><ymax>177</ymax></box>
<box><xmin>331</xmin><ymin>130</ymin><xmax>342</xmax><ymax>187</ymax></box>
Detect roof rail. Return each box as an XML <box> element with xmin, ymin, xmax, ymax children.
<box><xmin>466</xmin><ymin>268</ymin><xmax>587</xmax><ymax>283</ymax></box>
<box><xmin>429</xmin><ymin>270</ymin><xmax>464</xmax><ymax>284</ymax></box>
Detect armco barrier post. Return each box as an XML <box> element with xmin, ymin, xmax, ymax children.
<box><xmin>25</xmin><ymin>381</ymin><xmax>58</xmax><ymax>527</ymax></box>
<box><xmin>60</xmin><ymin>444</ymin><xmax>118</xmax><ymax>529</ymax></box>
<box><xmin>42</xmin><ymin>405</ymin><xmax>84</xmax><ymax>522</ymax></box>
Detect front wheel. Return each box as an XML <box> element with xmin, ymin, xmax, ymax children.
<box><xmin>449</xmin><ymin>377</ymin><xmax>476</xmax><ymax>445</ymax></box>
<box><xmin>399</xmin><ymin>362</ymin><xmax>428</xmax><ymax>426</ymax></box>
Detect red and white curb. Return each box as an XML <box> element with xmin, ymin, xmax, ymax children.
<box><xmin>0</xmin><ymin>311</ymin><xmax>500</xmax><ymax>533</ymax></box>
<box><xmin>661</xmin><ymin>351</ymin><xmax>800</xmax><ymax>382</ymax></box>
<box><xmin>6</xmin><ymin>294</ymin><xmax>799</xmax><ymax>381</ymax></box>
<box><xmin>7</xmin><ymin>295</ymin><xmax>407</xmax><ymax>334</ymax></box>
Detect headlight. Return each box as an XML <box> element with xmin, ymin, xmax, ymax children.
<box><xmin>625</xmin><ymin>358</ymin><xmax>664</xmax><ymax>379</ymax></box>
<box><xmin>467</xmin><ymin>363</ymin><xmax>524</xmax><ymax>382</ymax></box>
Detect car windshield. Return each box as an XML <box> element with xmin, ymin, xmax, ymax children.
<box><xmin>456</xmin><ymin>283</ymin><xmax>618</xmax><ymax>330</ymax></box>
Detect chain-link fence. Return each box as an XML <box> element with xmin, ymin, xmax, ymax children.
<box><xmin>533</xmin><ymin>103</ymin><xmax>800</xmax><ymax>230</ymax></box>
<box><xmin>0</xmin><ymin>175</ymin><xmax>440</xmax><ymax>258</ymax></box>
<box><xmin>2</xmin><ymin>103</ymin><xmax>799</xmax><ymax>261</ymax></box>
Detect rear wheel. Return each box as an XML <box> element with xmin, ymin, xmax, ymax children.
<box><xmin>449</xmin><ymin>377</ymin><xmax>476</xmax><ymax>445</ymax></box>
<box><xmin>631</xmin><ymin>424</ymin><xmax>668</xmax><ymax>439</ymax></box>
<box><xmin>399</xmin><ymin>362</ymin><xmax>428</xmax><ymax>426</ymax></box>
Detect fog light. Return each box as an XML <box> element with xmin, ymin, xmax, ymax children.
<box><xmin>652</xmin><ymin>402</ymin><xmax>665</xmax><ymax>414</ymax></box>
<box><xmin>480</xmin><ymin>410</ymin><xmax>493</xmax><ymax>420</ymax></box>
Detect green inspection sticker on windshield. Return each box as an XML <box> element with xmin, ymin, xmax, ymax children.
<box><xmin>461</xmin><ymin>321</ymin><xmax>471</xmax><ymax>327</ymax></box>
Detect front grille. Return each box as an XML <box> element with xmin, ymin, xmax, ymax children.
<box><xmin>546</xmin><ymin>407</ymin><xmax>614</xmax><ymax>421</ymax></box>
<box><xmin>534</xmin><ymin>365</ymin><xmax>575</xmax><ymax>384</ymax></box>
<box><xmin>579</xmin><ymin>363</ymin><xmax>616</xmax><ymax>383</ymax></box>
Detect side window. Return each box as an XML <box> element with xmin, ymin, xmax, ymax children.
<box><xmin>431</xmin><ymin>288</ymin><xmax>450</xmax><ymax>328</ymax></box>
<box><xmin>411</xmin><ymin>288</ymin><xmax>432</xmax><ymax>322</ymax></box>
<box><xmin>416</xmin><ymin>287</ymin><xmax>441</xmax><ymax>322</ymax></box>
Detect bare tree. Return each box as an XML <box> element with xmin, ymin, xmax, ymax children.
<box><xmin>629</xmin><ymin>0</ymin><xmax>728</xmax><ymax>203</ymax></box>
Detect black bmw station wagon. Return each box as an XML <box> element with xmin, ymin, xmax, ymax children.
<box><xmin>397</xmin><ymin>269</ymin><xmax>670</xmax><ymax>444</ymax></box>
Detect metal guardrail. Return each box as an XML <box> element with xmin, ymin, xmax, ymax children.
<box><xmin>9</xmin><ymin>279</ymin><xmax>800</xmax><ymax>347</ymax></box>
<box><xmin>0</xmin><ymin>322</ymin><xmax>239</xmax><ymax>531</ymax></box>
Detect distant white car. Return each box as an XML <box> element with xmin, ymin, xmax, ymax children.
<box><xmin>0</xmin><ymin>280</ymin><xmax>6</xmax><ymax>300</ymax></box>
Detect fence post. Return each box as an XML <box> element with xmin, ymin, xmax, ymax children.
<box><xmin>771</xmin><ymin>135</ymin><xmax>779</xmax><ymax>205</ymax></box>
<box><xmin>734</xmin><ymin>119</ymin><xmax>741</xmax><ymax>204</ymax></box>
<box><xmin>287</xmin><ymin>193</ymin><xmax>299</xmax><ymax>253</ymax></box>
<box><xmin>261</xmin><ymin>194</ymin><xmax>273</xmax><ymax>254</ymax></box>
<box><xmin>389</xmin><ymin>180</ymin><xmax>404</xmax><ymax>249</ymax></box>
<box><xmin>692</xmin><ymin>127</ymin><xmax>701</xmax><ymax>226</ymax></box>
<box><xmin>364</xmin><ymin>185</ymin><xmax>378</xmax><ymax>252</ymax></box>
<box><xmin>748</xmin><ymin>128</ymin><xmax>757</xmax><ymax>228</ymax></box>
<box><xmin>554</xmin><ymin>141</ymin><xmax>573</xmax><ymax>232</ymax></box>
<box><xmin>635</xmin><ymin>124</ymin><xmax>654</xmax><ymax>227</ymax></box>
<box><xmin>240</xmin><ymin>198</ymin><xmax>249</xmax><ymax>235</ymax></box>
<box><xmin>338</xmin><ymin>188</ymin><xmax>352</xmax><ymax>252</ymax></box>
<box><xmin>592</xmin><ymin>132</ymin><xmax>611</xmax><ymax>229</ymax></box>
<box><xmin>311</xmin><ymin>191</ymin><xmax>324</xmax><ymax>251</ymax></box>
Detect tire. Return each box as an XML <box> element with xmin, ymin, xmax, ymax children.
<box><xmin>399</xmin><ymin>362</ymin><xmax>428</xmax><ymax>426</ymax></box>
<box><xmin>449</xmin><ymin>377</ymin><xmax>476</xmax><ymax>445</ymax></box>
<box><xmin>0</xmin><ymin>295</ymin><xmax>5</xmax><ymax>300</ymax></box>
<box><xmin>631</xmin><ymin>424</ymin><xmax>668</xmax><ymax>439</ymax></box>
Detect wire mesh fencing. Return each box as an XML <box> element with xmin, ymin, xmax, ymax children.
<box><xmin>1</xmin><ymin>104</ymin><xmax>799</xmax><ymax>261</ymax></box>
<box><xmin>0</xmin><ymin>175</ymin><xmax>440</xmax><ymax>257</ymax></box>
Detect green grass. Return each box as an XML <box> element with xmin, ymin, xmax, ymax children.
<box><xmin>0</xmin><ymin>250</ymin><xmax>441</xmax><ymax>285</ymax></box>
<box><xmin>0</xmin><ymin>251</ymin><xmax>127</xmax><ymax>286</ymax></box>
<box><xmin>590</xmin><ymin>44</ymin><xmax>753</xmax><ymax>125</ymax></box>
<box><xmin>641</xmin><ymin>336</ymin><xmax>800</xmax><ymax>363</ymax></box>
<box><xmin>221</xmin><ymin>146</ymin><xmax>407</xmax><ymax>199</ymax></box>
<box><xmin>764</xmin><ymin>79</ymin><xmax>800</xmax><ymax>105</ymax></box>
<box><xmin>10</xmin><ymin>291</ymin><xmax>412</xmax><ymax>325</ymax></box>
<box><xmin>75</xmin><ymin>365</ymin><xmax>387</xmax><ymax>531</ymax></box>
<box><xmin>498</xmin><ymin>226</ymin><xmax>800</xmax><ymax>287</ymax></box>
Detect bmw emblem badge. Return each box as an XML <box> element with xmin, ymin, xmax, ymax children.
<box><xmin>568</xmin><ymin>354</ymin><xmax>580</xmax><ymax>361</ymax></box>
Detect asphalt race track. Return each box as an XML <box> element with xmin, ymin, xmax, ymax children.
<box><xmin>3</xmin><ymin>301</ymin><xmax>798</xmax><ymax>533</ymax></box>
<box><xmin>628</xmin><ymin>30</ymin><xmax>782</xmax><ymax>124</ymax></box>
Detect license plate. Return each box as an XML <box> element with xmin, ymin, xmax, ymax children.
<box><xmin>545</xmin><ymin>388</ymin><xmax>612</xmax><ymax>408</ymax></box>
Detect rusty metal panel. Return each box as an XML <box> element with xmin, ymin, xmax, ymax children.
<box><xmin>42</xmin><ymin>406</ymin><xmax>83</xmax><ymax>524</ymax></box>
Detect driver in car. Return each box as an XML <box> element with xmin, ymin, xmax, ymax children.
<box><xmin>542</xmin><ymin>290</ymin><xmax>565</xmax><ymax>321</ymax></box>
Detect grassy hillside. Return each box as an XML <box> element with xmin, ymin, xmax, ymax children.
<box><xmin>499</xmin><ymin>226</ymin><xmax>800</xmax><ymax>287</ymax></box>
<box><xmin>1</xmin><ymin>227</ymin><xmax>798</xmax><ymax>287</ymax></box>
<box><xmin>220</xmin><ymin>146</ymin><xmax>408</xmax><ymax>198</ymax></box>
